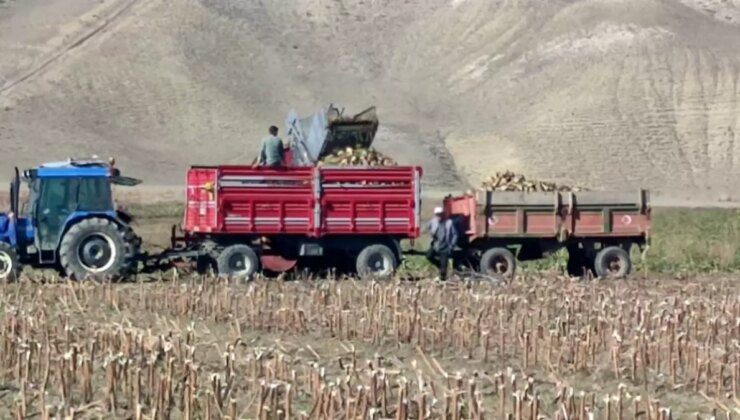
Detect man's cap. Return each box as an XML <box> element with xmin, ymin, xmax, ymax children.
<box><xmin>433</xmin><ymin>206</ymin><xmax>444</xmax><ymax>215</ymax></box>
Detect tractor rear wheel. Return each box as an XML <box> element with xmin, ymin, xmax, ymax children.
<box><xmin>216</xmin><ymin>244</ymin><xmax>259</xmax><ymax>280</ymax></box>
<box><xmin>121</xmin><ymin>225</ymin><xmax>142</xmax><ymax>276</ymax></box>
<box><xmin>0</xmin><ymin>243</ymin><xmax>19</xmax><ymax>281</ymax></box>
<box><xmin>60</xmin><ymin>218</ymin><xmax>130</xmax><ymax>281</ymax></box>
<box><xmin>356</xmin><ymin>244</ymin><xmax>397</xmax><ymax>279</ymax></box>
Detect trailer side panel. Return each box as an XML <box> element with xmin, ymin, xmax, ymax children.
<box><xmin>183</xmin><ymin>166</ymin><xmax>421</xmax><ymax>239</ymax></box>
<box><xmin>444</xmin><ymin>190</ymin><xmax>650</xmax><ymax>241</ymax></box>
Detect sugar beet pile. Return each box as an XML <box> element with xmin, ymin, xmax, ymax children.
<box><xmin>320</xmin><ymin>147</ymin><xmax>396</xmax><ymax>167</ymax></box>
<box><xmin>480</xmin><ymin>170</ymin><xmax>587</xmax><ymax>192</ymax></box>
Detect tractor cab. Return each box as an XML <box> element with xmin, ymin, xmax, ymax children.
<box><xmin>0</xmin><ymin>157</ymin><xmax>141</xmax><ymax>280</ymax></box>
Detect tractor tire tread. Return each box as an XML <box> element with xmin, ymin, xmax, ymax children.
<box><xmin>120</xmin><ymin>225</ymin><xmax>142</xmax><ymax>275</ymax></box>
<box><xmin>59</xmin><ymin>217</ymin><xmax>132</xmax><ymax>281</ymax></box>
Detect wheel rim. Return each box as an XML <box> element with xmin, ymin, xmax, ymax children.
<box><xmin>77</xmin><ymin>233</ymin><xmax>117</xmax><ymax>273</ymax></box>
<box><xmin>228</xmin><ymin>252</ymin><xmax>252</xmax><ymax>276</ymax></box>
<box><xmin>605</xmin><ymin>255</ymin><xmax>624</xmax><ymax>276</ymax></box>
<box><xmin>487</xmin><ymin>255</ymin><xmax>509</xmax><ymax>274</ymax></box>
<box><xmin>0</xmin><ymin>251</ymin><xmax>12</xmax><ymax>278</ymax></box>
<box><xmin>367</xmin><ymin>252</ymin><xmax>392</xmax><ymax>276</ymax></box>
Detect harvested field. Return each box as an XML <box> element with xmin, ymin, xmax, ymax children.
<box><xmin>0</xmin><ymin>274</ymin><xmax>738</xmax><ymax>418</ymax></box>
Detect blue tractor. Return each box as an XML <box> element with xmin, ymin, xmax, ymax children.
<box><xmin>0</xmin><ymin>158</ymin><xmax>142</xmax><ymax>280</ymax></box>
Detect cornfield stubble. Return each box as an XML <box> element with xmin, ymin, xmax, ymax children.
<box><xmin>1</xmin><ymin>273</ymin><xmax>739</xmax><ymax>418</ymax></box>
<box><xmin>0</xmin><ymin>203</ymin><xmax>738</xmax><ymax>418</ymax></box>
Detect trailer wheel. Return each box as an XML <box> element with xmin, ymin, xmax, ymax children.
<box><xmin>0</xmin><ymin>243</ymin><xmax>19</xmax><ymax>281</ymax></box>
<box><xmin>594</xmin><ymin>246</ymin><xmax>631</xmax><ymax>278</ymax></box>
<box><xmin>60</xmin><ymin>218</ymin><xmax>130</xmax><ymax>281</ymax></box>
<box><xmin>356</xmin><ymin>244</ymin><xmax>397</xmax><ymax>279</ymax></box>
<box><xmin>479</xmin><ymin>247</ymin><xmax>516</xmax><ymax>278</ymax></box>
<box><xmin>217</xmin><ymin>245</ymin><xmax>259</xmax><ymax>280</ymax></box>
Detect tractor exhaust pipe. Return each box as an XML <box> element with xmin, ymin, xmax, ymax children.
<box><xmin>9</xmin><ymin>167</ymin><xmax>19</xmax><ymax>221</ymax></box>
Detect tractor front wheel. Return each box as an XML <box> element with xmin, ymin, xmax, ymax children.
<box><xmin>60</xmin><ymin>218</ymin><xmax>130</xmax><ymax>281</ymax></box>
<box><xmin>0</xmin><ymin>243</ymin><xmax>19</xmax><ymax>281</ymax></box>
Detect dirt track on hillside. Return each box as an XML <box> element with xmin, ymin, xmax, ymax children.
<box><xmin>1</xmin><ymin>0</ymin><xmax>740</xmax><ymax>202</ymax></box>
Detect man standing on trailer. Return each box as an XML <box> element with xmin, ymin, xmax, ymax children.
<box><xmin>258</xmin><ymin>125</ymin><xmax>285</xmax><ymax>167</ymax></box>
<box><xmin>426</xmin><ymin>206</ymin><xmax>458</xmax><ymax>281</ymax></box>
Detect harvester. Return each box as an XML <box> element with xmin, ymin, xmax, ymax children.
<box><xmin>284</xmin><ymin>104</ymin><xmax>379</xmax><ymax>166</ymax></box>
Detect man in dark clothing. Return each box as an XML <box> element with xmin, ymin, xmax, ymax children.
<box><xmin>258</xmin><ymin>126</ymin><xmax>284</xmax><ymax>167</ymax></box>
<box><xmin>426</xmin><ymin>206</ymin><xmax>458</xmax><ymax>281</ymax></box>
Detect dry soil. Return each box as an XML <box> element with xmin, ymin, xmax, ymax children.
<box><xmin>1</xmin><ymin>0</ymin><xmax>740</xmax><ymax>201</ymax></box>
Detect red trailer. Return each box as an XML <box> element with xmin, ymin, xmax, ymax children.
<box><xmin>172</xmin><ymin>165</ymin><xmax>422</xmax><ymax>278</ymax></box>
<box><xmin>443</xmin><ymin>190</ymin><xmax>651</xmax><ymax>278</ymax></box>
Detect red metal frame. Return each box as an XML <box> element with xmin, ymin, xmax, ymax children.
<box><xmin>184</xmin><ymin>165</ymin><xmax>422</xmax><ymax>239</ymax></box>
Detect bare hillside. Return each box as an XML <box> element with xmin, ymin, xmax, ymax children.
<box><xmin>1</xmin><ymin>0</ymin><xmax>739</xmax><ymax>200</ymax></box>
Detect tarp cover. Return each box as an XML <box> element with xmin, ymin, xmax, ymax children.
<box><xmin>285</xmin><ymin>107</ymin><xmax>329</xmax><ymax>166</ymax></box>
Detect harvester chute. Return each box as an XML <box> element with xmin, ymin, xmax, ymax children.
<box><xmin>285</xmin><ymin>104</ymin><xmax>379</xmax><ymax>166</ymax></box>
